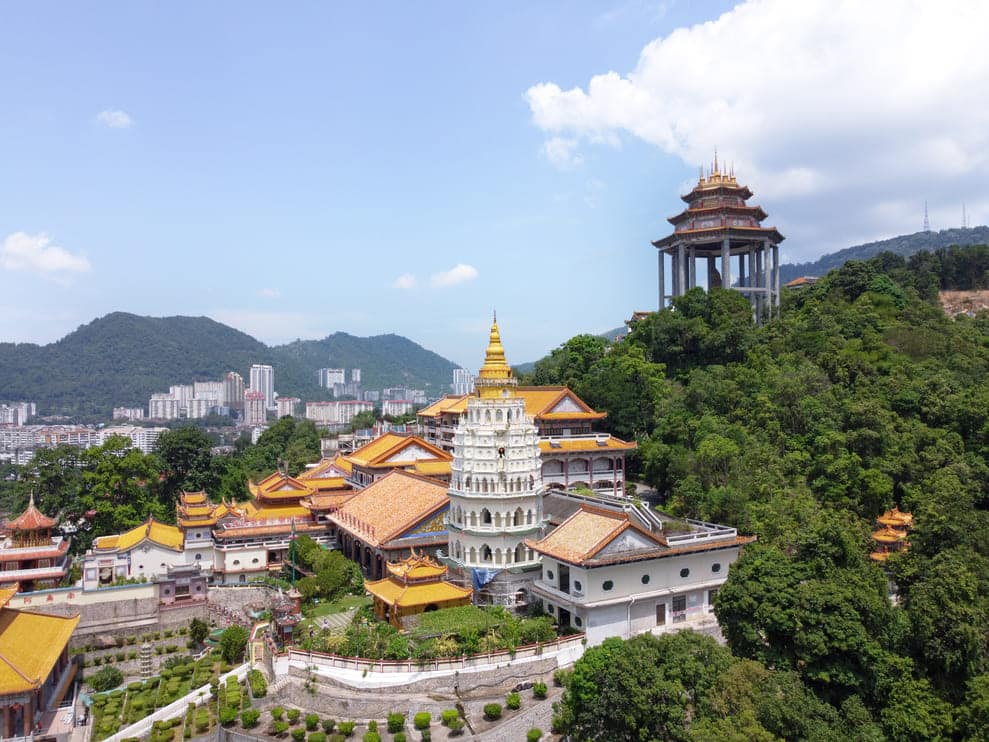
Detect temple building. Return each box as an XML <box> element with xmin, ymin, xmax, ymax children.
<box><xmin>0</xmin><ymin>495</ymin><xmax>70</xmax><ymax>592</ymax></box>
<box><xmin>527</xmin><ymin>505</ymin><xmax>754</xmax><ymax>645</ymax></box>
<box><xmin>652</xmin><ymin>154</ymin><xmax>784</xmax><ymax>321</ymax></box>
<box><xmin>83</xmin><ymin>518</ymin><xmax>185</xmax><ymax>588</ymax></box>
<box><xmin>330</xmin><ymin>470</ymin><xmax>449</xmax><ymax>580</ymax></box>
<box><xmin>870</xmin><ymin>506</ymin><xmax>913</xmax><ymax>562</ymax></box>
<box><xmin>418</xmin><ymin>387</ymin><xmax>635</xmax><ymax>498</ymax></box>
<box><xmin>0</xmin><ymin>587</ymin><xmax>79</xmax><ymax>738</ymax></box>
<box><xmin>332</xmin><ymin>433</ymin><xmax>453</xmax><ymax>489</ymax></box>
<box><xmin>364</xmin><ymin>551</ymin><xmax>472</xmax><ymax>629</ymax></box>
<box><xmin>444</xmin><ymin>318</ymin><xmax>544</xmax><ymax>608</ymax></box>
<box><xmin>175</xmin><ymin>490</ymin><xmax>240</xmax><ymax>572</ymax></box>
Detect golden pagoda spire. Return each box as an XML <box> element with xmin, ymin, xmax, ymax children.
<box><xmin>476</xmin><ymin>312</ymin><xmax>516</xmax><ymax>398</ymax></box>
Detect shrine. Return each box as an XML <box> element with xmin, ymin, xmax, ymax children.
<box><xmin>652</xmin><ymin>154</ymin><xmax>785</xmax><ymax>321</ymax></box>
<box><xmin>869</xmin><ymin>506</ymin><xmax>913</xmax><ymax>562</ymax></box>
<box><xmin>364</xmin><ymin>551</ymin><xmax>472</xmax><ymax>629</ymax></box>
<box><xmin>0</xmin><ymin>494</ymin><xmax>70</xmax><ymax>592</ymax></box>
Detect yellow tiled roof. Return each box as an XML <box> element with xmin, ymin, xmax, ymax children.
<box><xmin>330</xmin><ymin>470</ymin><xmax>449</xmax><ymax>547</ymax></box>
<box><xmin>537</xmin><ymin>436</ymin><xmax>637</xmax><ymax>453</ymax></box>
<box><xmin>528</xmin><ymin>506</ymin><xmax>656</xmax><ymax>563</ymax></box>
<box><xmin>180</xmin><ymin>491</ymin><xmax>208</xmax><ymax>505</ymax></box>
<box><xmin>241</xmin><ymin>503</ymin><xmax>313</xmax><ymax>521</ymax></box>
<box><xmin>417</xmin><ymin>395</ymin><xmax>470</xmax><ymax>418</ymax></box>
<box><xmin>333</xmin><ymin>456</ymin><xmax>353</xmax><ymax>475</ymax></box>
<box><xmin>0</xmin><ymin>607</ymin><xmax>80</xmax><ymax>694</ymax></box>
<box><xmin>417</xmin><ymin>387</ymin><xmax>604</xmax><ymax>421</ymax></box>
<box><xmin>344</xmin><ymin>434</ymin><xmax>452</xmax><ymax>468</ymax></box>
<box><xmin>95</xmin><ymin>518</ymin><xmax>184</xmax><ymax>552</ymax></box>
<box><xmin>249</xmin><ymin>472</ymin><xmax>314</xmax><ymax>500</ymax></box>
<box><xmin>386</xmin><ymin>552</ymin><xmax>448</xmax><ymax>580</ymax></box>
<box><xmin>297</xmin><ymin>459</ymin><xmax>348</xmax><ymax>481</ymax></box>
<box><xmin>413</xmin><ymin>460</ymin><xmax>453</xmax><ymax>477</ymax></box>
<box><xmin>365</xmin><ymin>576</ymin><xmax>472</xmax><ymax>607</ymax></box>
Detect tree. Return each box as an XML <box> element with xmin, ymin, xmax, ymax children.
<box><xmin>155</xmin><ymin>427</ymin><xmax>215</xmax><ymax>499</ymax></box>
<box><xmin>189</xmin><ymin>617</ymin><xmax>210</xmax><ymax>646</ymax></box>
<box><xmin>219</xmin><ymin>624</ymin><xmax>249</xmax><ymax>664</ymax></box>
<box><xmin>531</xmin><ymin>334</ymin><xmax>610</xmax><ymax>388</ymax></box>
<box><xmin>89</xmin><ymin>665</ymin><xmax>123</xmax><ymax>692</ymax></box>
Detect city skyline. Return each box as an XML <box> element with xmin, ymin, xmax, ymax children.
<box><xmin>1</xmin><ymin>1</ymin><xmax>986</xmax><ymax>366</ymax></box>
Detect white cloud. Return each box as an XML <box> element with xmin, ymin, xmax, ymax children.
<box><xmin>542</xmin><ymin>137</ymin><xmax>584</xmax><ymax>169</ymax></box>
<box><xmin>0</xmin><ymin>232</ymin><xmax>91</xmax><ymax>276</ymax></box>
<box><xmin>391</xmin><ymin>273</ymin><xmax>417</xmax><ymax>290</ymax></box>
<box><xmin>525</xmin><ymin>0</ymin><xmax>989</xmax><ymax>259</ymax></box>
<box><xmin>257</xmin><ymin>287</ymin><xmax>280</xmax><ymax>299</ymax></box>
<box><xmin>95</xmin><ymin>109</ymin><xmax>134</xmax><ymax>129</ymax></box>
<box><xmin>430</xmin><ymin>264</ymin><xmax>479</xmax><ymax>288</ymax></box>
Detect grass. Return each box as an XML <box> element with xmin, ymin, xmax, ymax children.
<box><xmin>307</xmin><ymin>595</ymin><xmax>371</xmax><ymax>617</ymax></box>
<box><xmin>411</xmin><ymin>605</ymin><xmax>504</xmax><ymax>640</ymax></box>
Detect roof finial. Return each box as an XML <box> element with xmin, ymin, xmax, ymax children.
<box><xmin>713</xmin><ymin>147</ymin><xmax>718</xmax><ymax>174</ymax></box>
<box><xmin>493</xmin><ymin>309</ymin><xmax>497</xmax><ymax>324</ymax></box>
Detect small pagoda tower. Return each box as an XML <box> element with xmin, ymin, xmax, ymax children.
<box><xmin>365</xmin><ymin>551</ymin><xmax>472</xmax><ymax>629</ymax></box>
<box><xmin>0</xmin><ymin>493</ymin><xmax>69</xmax><ymax>591</ymax></box>
<box><xmin>652</xmin><ymin>154</ymin><xmax>784</xmax><ymax>321</ymax></box>
<box><xmin>446</xmin><ymin>316</ymin><xmax>543</xmax><ymax>608</ymax></box>
<box><xmin>870</xmin><ymin>506</ymin><xmax>913</xmax><ymax>562</ymax></box>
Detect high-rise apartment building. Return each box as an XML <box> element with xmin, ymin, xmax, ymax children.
<box><xmin>112</xmin><ymin>407</ymin><xmax>145</xmax><ymax>421</ymax></box>
<box><xmin>224</xmin><ymin>372</ymin><xmax>246</xmax><ymax>411</ymax></box>
<box><xmin>452</xmin><ymin>368</ymin><xmax>475</xmax><ymax>396</ymax></box>
<box><xmin>250</xmin><ymin>364</ymin><xmax>275</xmax><ymax>409</ymax></box>
<box><xmin>276</xmin><ymin>397</ymin><xmax>300</xmax><ymax>418</ymax></box>
<box><xmin>317</xmin><ymin>368</ymin><xmax>346</xmax><ymax>388</ymax></box>
<box><xmin>193</xmin><ymin>381</ymin><xmax>225</xmax><ymax>406</ymax></box>
<box><xmin>351</xmin><ymin>368</ymin><xmax>361</xmax><ymax>383</ymax></box>
<box><xmin>149</xmin><ymin>394</ymin><xmax>181</xmax><ymax>420</ymax></box>
<box><xmin>244</xmin><ymin>390</ymin><xmax>267</xmax><ymax>426</ymax></box>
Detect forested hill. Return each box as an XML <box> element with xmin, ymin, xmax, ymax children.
<box><xmin>779</xmin><ymin>225</ymin><xmax>989</xmax><ymax>284</ymax></box>
<box><xmin>0</xmin><ymin>313</ymin><xmax>456</xmax><ymax>416</ymax></box>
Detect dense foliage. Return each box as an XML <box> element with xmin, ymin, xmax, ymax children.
<box><xmin>530</xmin><ymin>246</ymin><xmax>989</xmax><ymax>740</ymax></box>
<box><xmin>0</xmin><ymin>312</ymin><xmax>456</xmax><ymax>416</ymax></box>
<box><xmin>291</xmin><ymin>535</ymin><xmax>363</xmax><ymax>601</ymax></box>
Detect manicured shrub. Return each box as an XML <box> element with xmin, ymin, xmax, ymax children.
<box><xmin>241</xmin><ymin>708</ymin><xmax>261</xmax><ymax>728</ymax></box>
<box><xmin>447</xmin><ymin>718</ymin><xmax>464</xmax><ymax>735</ymax></box>
<box><xmin>367</xmin><ymin>721</ymin><xmax>377</xmax><ymax>733</ymax></box>
<box><xmin>337</xmin><ymin>721</ymin><xmax>355</xmax><ymax>737</ymax></box>
<box><xmin>532</xmin><ymin>681</ymin><xmax>548</xmax><ymax>699</ymax></box>
<box><xmin>89</xmin><ymin>665</ymin><xmax>123</xmax><ymax>692</ymax></box>
<box><xmin>309</xmin><ymin>734</ymin><xmax>326</xmax><ymax>742</ymax></box>
<box><xmin>419</xmin><ymin>731</ymin><xmax>431</xmax><ymax>742</ymax></box>
<box><xmin>305</xmin><ymin>714</ymin><xmax>320</xmax><ymax>731</ymax></box>
<box><xmin>387</xmin><ymin>713</ymin><xmax>405</xmax><ymax>733</ymax></box>
<box><xmin>195</xmin><ymin>708</ymin><xmax>210</xmax><ymax>733</ymax></box>
<box><xmin>322</xmin><ymin>719</ymin><xmax>336</xmax><ymax>733</ymax></box>
<box><xmin>394</xmin><ymin>734</ymin><xmax>406</xmax><ymax>742</ymax></box>
<box><xmin>527</xmin><ymin>729</ymin><xmax>542</xmax><ymax>742</ymax></box>
<box><xmin>440</xmin><ymin>709</ymin><xmax>458</xmax><ymax>726</ymax></box>
<box><xmin>413</xmin><ymin>712</ymin><xmax>431</xmax><ymax>730</ymax></box>
<box><xmin>248</xmin><ymin>668</ymin><xmax>268</xmax><ymax>697</ymax></box>
<box><xmin>271</xmin><ymin>707</ymin><xmax>285</xmax><ymax>721</ymax></box>
<box><xmin>506</xmin><ymin>691</ymin><xmax>521</xmax><ymax>710</ymax></box>
<box><xmin>361</xmin><ymin>733</ymin><xmax>380</xmax><ymax>742</ymax></box>
<box><xmin>483</xmin><ymin>703</ymin><xmax>502</xmax><ymax>720</ymax></box>
<box><xmin>329</xmin><ymin>736</ymin><xmax>345</xmax><ymax>742</ymax></box>
<box><xmin>273</xmin><ymin>721</ymin><xmax>290</xmax><ymax>736</ymax></box>
<box><xmin>288</xmin><ymin>708</ymin><xmax>301</xmax><ymax>724</ymax></box>
<box><xmin>127</xmin><ymin>681</ymin><xmax>143</xmax><ymax>691</ymax></box>
<box><xmin>553</xmin><ymin>668</ymin><xmax>571</xmax><ymax>687</ymax></box>
<box><xmin>292</xmin><ymin>727</ymin><xmax>307</xmax><ymax>742</ymax></box>
<box><xmin>220</xmin><ymin>707</ymin><xmax>238</xmax><ymax>726</ymax></box>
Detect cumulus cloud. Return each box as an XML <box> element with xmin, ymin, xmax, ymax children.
<box><xmin>257</xmin><ymin>288</ymin><xmax>280</xmax><ymax>299</ymax></box>
<box><xmin>430</xmin><ymin>264</ymin><xmax>479</xmax><ymax>288</ymax></box>
<box><xmin>0</xmin><ymin>232</ymin><xmax>91</xmax><ymax>276</ymax></box>
<box><xmin>525</xmin><ymin>0</ymin><xmax>989</xmax><ymax>258</ymax></box>
<box><xmin>391</xmin><ymin>273</ymin><xmax>417</xmax><ymax>290</ymax></box>
<box><xmin>95</xmin><ymin>109</ymin><xmax>134</xmax><ymax>129</ymax></box>
<box><xmin>542</xmin><ymin>137</ymin><xmax>584</xmax><ymax>169</ymax></box>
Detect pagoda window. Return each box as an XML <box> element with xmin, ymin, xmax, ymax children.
<box><xmin>516</xmin><ymin>477</ymin><xmax>522</xmax><ymax>491</ymax></box>
<box><xmin>465</xmin><ymin>476</ymin><xmax>471</xmax><ymax>490</ymax></box>
<box><xmin>527</xmin><ymin>510</ymin><xmax>534</xmax><ymax>525</ymax></box>
<box><xmin>470</xmin><ymin>511</ymin><xmax>477</xmax><ymax>527</ymax></box>
<box><xmin>515</xmin><ymin>543</ymin><xmax>526</xmax><ymax>563</ymax></box>
<box><xmin>485</xmin><ymin>410</ymin><xmax>491</xmax><ymax>423</ymax></box>
<box><xmin>505</xmin><ymin>548</ymin><xmax>513</xmax><ymax>564</ymax></box>
<box><xmin>496</xmin><ymin>409</ymin><xmax>503</xmax><ymax>422</ymax></box>
<box><xmin>468</xmin><ymin>547</ymin><xmax>477</xmax><ymax>563</ymax></box>
<box><xmin>481</xmin><ymin>508</ymin><xmax>492</xmax><ymax>525</ymax></box>
<box><xmin>481</xmin><ymin>545</ymin><xmax>492</xmax><ymax>562</ymax></box>
<box><xmin>495</xmin><ymin>549</ymin><xmax>503</xmax><ymax>565</ymax></box>
<box><xmin>481</xmin><ymin>479</ymin><xmax>488</xmax><ymax>494</ymax></box>
<box><xmin>513</xmin><ymin>508</ymin><xmax>524</xmax><ymax>527</ymax></box>
<box><xmin>494</xmin><ymin>511</ymin><xmax>502</xmax><ymax>528</ymax></box>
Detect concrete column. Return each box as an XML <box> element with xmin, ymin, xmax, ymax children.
<box><xmin>658</xmin><ymin>250</ymin><xmax>665</xmax><ymax>310</ymax></box>
<box><xmin>771</xmin><ymin>242</ymin><xmax>780</xmax><ymax>312</ymax></box>
<box><xmin>721</xmin><ymin>238</ymin><xmax>732</xmax><ymax>289</ymax></box>
<box><xmin>24</xmin><ymin>698</ymin><xmax>33</xmax><ymax>737</ymax></box>
<box><xmin>756</xmin><ymin>247</ymin><xmax>765</xmax><ymax>320</ymax></box>
<box><xmin>677</xmin><ymin>244</ymin><xmax>687</xmax><ymax>297</ymax></box>
<box><xmin>707</xmin><ymin>256</ymin><xmax>717</xmax><ymax>289</ymax></box>
<box><xmin>738</xmin><ymin>253</ymin><xmax>746</xmax><ymax>290</ymax></box>
<box><xmin>670</xmin><ymin>245</ymin><xmax>678</xmax><ymax>297</ymax></box>
<box><xmin>688</xmin><ymin>248</ymin><xmax>696</xmax><ymax>289</ymax></box>
<box><xmin>3</xmin><ymin>705</ymin><xmax>10</xmax><ymax>738</ymax></box>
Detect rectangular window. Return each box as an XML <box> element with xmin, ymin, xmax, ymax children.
<box><xmin>656</xmin><ymin>603</ymin><xmax>666</xmax><ymax>626</ymax></box>
<box><xmin>708</xmin><ymin>588</ymin><xmax>719</xmax><ymax>612</ymax></box>
<box><xmin>672</xmin><ymin>595</ymin><xmax>687</xmax><ymax>623</ymax></box>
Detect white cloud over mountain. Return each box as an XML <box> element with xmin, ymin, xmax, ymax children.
<box><xmin>526</xmin><ymin>0</ymin><xmax>989</xmax><ymax>258</ymax></box>
<box><xmin>0</xmin><ymin>232</ymin><xmax>91</xmax><ymax>276</ymax></box>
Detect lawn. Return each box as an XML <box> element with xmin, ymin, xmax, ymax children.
<box><xmin>306</xmin><ymin>594</ymin><xmax>371</xmax><ymax>617</ymax></box>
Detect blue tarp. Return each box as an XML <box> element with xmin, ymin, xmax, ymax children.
<box><xmin>471</xmin><ymin>567</ymin><xmax>499</xmax><ymax>591</ymax></box>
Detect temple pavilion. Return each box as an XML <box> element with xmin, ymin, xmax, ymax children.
<box><xmin>0</xmin><ymin>586</ymin><xmax>80</xmax><ymax>737</ymax></box>
<box><xmin>652</xmin><ymin>154</ymin><xmax>784</xmax><ymax>321</ymax></box>
<box><xmin>364</xmin><ymin>551</ymin><xmax>472</xmax><ymax>629</ymax></box>
<box><xmin>0</xmin><ymin>495</ymin><xmax>70</xmax><ymax>592</ymax></box>
<box><xmin>870</xmin><ymin>506</ymin><xmax>913</xmax><ymax>562</ymax></box>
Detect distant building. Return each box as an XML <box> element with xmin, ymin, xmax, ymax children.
<box><xmin>244</xmin><ymin>390</ymin><xmax>267</xmax><ymax>426</ymax></box>
<box><xmin>317</xmin><ymin>368</ymin><xmax>346</xmax><ymax>388</ymax></box>
<box><xmin>112</xmin><ymin>406</ymin><xmax>145</xmax><ymax>421</ymax></box>
<box><xmin>0</xmin><ymin>403</ymin><xmax>35</xmax><ymax>426</ymax></box>
<box><xmin>452</xmin><ymin>368</ymin><xmax>475</xmax><ymax>396</ymax></box>
<box><xmin>784</xmin><ymin>276</ymin><xmax>819</xmax><ymax>289</ymax></box>
<box><xmin>149</xmin><ymin>393</ymin><xmax>180</xmax><ymax>420</ymax></box>
<box><xmin>351</xmin><ymin>368</ymin><xmax>361</xmax><ymax>384</ymax></box>
<box><xmin>305</xmin><ymin>400</ymin><xmax>373</xmax><ymax>426</ymax></box>
<box><xmin>249</xmin><ymin>364</ymin><xmax>275</xmax><ymax>409</ymax></box>
<box><xmin>185</xmin><ymin>398</ymin><xmax>211</xmax><ymax>419</ymax></box>
<box><xmin>276</xmin><ymin>396</ymin><xmax>301</xmax><ymax>418</ymax></box>
<box><xmin>363</xmin><ymin>390</ymin><xmax>381</xmax><ymax>402</ymax></box>
<box><xmin>224</xmin><ymin>371</ymin><xmax>246</xmax><ymax>411</ymax></box>
<box><xmin>382</xmin><ymin>399</ymin><xmax>414</xmax><ymax>418</ymax></box>
<box><xmin>193</xmin><ymin>380</ymin><xmax>225</xmax><ymax>406</ymax></box>
<box><xmin>169</xmin><ymin>384</ymin><xmax>194</xmax><ymax>411</ymax></box>
<box><xmin>99</xmin><ymin>426</ymin><xmax>167</xmax><ymax>453</ymax></box>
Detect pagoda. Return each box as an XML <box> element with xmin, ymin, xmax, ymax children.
<box><xmin>652</xmin><ymin>153</ymin><xmax>784</xmax><ymax>321</ymax></box>
<box><xmin>869</xmin><ymin>506</ymin><xmax>913</xmax><ymax>562</ymax></box>
<box><xmin>0</xmin><ymin>494</ymin><xmax>70</xmax><ymax>592</ymax></box>
<box><xmin>364</xmin><ymin>551</ymin><xmax>472</xmax><ymax>629</ymax></box>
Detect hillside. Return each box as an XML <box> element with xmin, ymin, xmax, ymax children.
<box><xmin>0</xmin><ymin>313</ymin><xmax>457</xmax><ymax>417</ymax></box>
<box><xmin>779</xmin><ymin>225</ymin><xmax>989</xmax><ymax>284</ymax></box>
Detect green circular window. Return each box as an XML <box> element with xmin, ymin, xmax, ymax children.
<box><xmin>546</xmin><ymin>570</ymin><xmax>554</xmax><ymax>580</ymax></box>
<box><xmin>602</xmin><ymin>580</ymin><xmax>614</xmax><ymax>591</ymax></box>
<box><xmin>712</xmin><ymin>563</ymin><xmax>722</xmax><ymax>573</ymax></box>
<box><xmin>680</xmin><ymin>568</ymin><xmax>690</xmax><ymax>578</ymax></box>
<box><xmin>641</xmin><ymin>574</ymin><xmax>650</xmax><ymax>585</ymax></box>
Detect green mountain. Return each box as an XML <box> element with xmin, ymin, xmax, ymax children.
<box><xmin>0</xmin><ymin>313</ymin><xmax>457</xmax><ymax>417</ymax></box>
<box><xmin>779</xmin><ymin>225</ymin><xmax>989</xmax><ymax>284</ymax></box>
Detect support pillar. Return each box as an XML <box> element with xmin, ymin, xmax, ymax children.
<box><xmin>688</xmin><ymin>248</ymin><xmax>696</xmax><ymax>290</ymax></box>
<box><xmin>23</xmin><ymin>698</ymin><xmax>33</xmax><ymax>737</ymax></box>
<box><xmin>721</xmin><ymin>238</ymin><xmax>732</xmax><ymax>289</ymax></box>
<box><xmin>756</xmin><ymin>247</ymin><xmax>765</xmax><ymax>321</ymax></box>
<box><xmin>3</xmin><ymin>705</ymin><xmax>10</xmax><ymax>739</ymax></box>
<box><xmin>771</xmin><ymin>242</ymin><xmax>780</xmax><ymax>313</ymax></box>
<box><xmin>677</xmin><ymin>244</ymin><xmax>687</xmax><ymax>298</ymax></box>
<box><xmin>738</xmin><ymin>253</ymin><xmax>746</xmax><ymax>289</ymax></box>
<box><xmin>707</xmin><ymin>256</ymin><xmax>717</xmax><ymax>288</ymax></box>
<box><xmin>658</xmin><ymin>250</ymin><xmax>665</xmax><ymax>310</ymax></box>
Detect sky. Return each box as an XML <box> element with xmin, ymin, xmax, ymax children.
<box><xmin>2</xmin><ymin>1</ymin><xmax>987</xmax><ymax>369</ymax></box>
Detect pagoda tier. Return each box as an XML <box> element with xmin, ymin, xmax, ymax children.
<box><xmin>651</xmin><ymin>156</ymin><xmax>784</xmax><ymax>322</ymax></box>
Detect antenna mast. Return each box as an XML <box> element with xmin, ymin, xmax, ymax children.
<box><xmin>923</xmin><ymin>201</ymin><xmax>931</xmax><ymax>232</ymax></box>
<box><xmin>962</xmin><ymin>203</ymin><xmax>968</xmax><ymax>229</ymax></box>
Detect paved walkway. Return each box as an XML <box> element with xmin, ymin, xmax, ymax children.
<box><xmin>471</xmin><ymin>687</ymin><xmax>562</xmax><ymax>740</ymax></box>
<box><xmin>310</xmin><ymin>607</ymin><xmax>356</xmax><ymax>634</ymax></box>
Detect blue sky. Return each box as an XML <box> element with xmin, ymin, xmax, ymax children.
<box><xmin>2</xmin><ymin>1</ymin><xmax>986</xmax><ymax>368</ymax></box>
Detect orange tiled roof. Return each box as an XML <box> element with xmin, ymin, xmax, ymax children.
<box><xmin>527</xmin><ymin>505</ymin><xmax>652</xmax><ymax>563</ymax></box>
<box><xmin>330</xmin><ymin>470</ymin><xmax>449</xmax><ymax>547</ymax></box>
<box><xmin>7</xmin><ymin>494</ymin><xmax>56</xmax><ymax>531</ymax></box>
<box><xmin>877</xmin><ymin>506</ymin><xmax>913</xmax><ymax>529</ymax></box>
<box><xmin>417</xmin><ymin>395</ymin><xmax>471</xmax><ymax>418</ymax></box>
<box><xmin>537</xmin><ymin>435</ymin><xmax>637</xmax><ymax>453</ymax></box>
<box><xmin>386</xmin><ymin>551</ymin><xmax>448</xmax><ymax>581</ymax></box>
<box><xmin>248</xmin><ymin>472</ymin><xmax>315</xmax><ymax>500</ymax></box>
<box><xmin>300</xmin><ymin>492</ymin><xmax>356</xmax><ymax>512</ymax></box>
<box><xmin>345</xmin><ymin>434</ymin><xmax>452</xmax><ymax>468</ymax></box>
<box><xmin>297</xmin><ymin>459</ymin><xmax>349</xmax><ymax>481</ymax></box>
